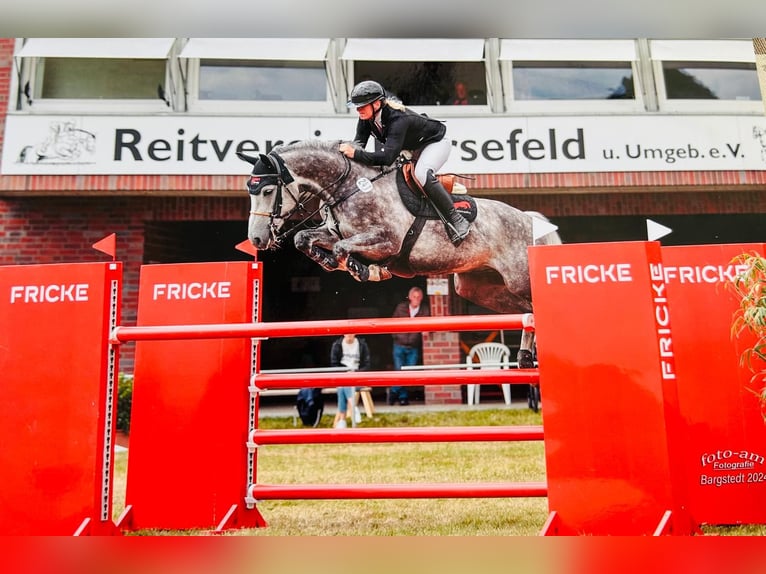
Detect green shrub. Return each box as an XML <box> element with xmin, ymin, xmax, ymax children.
<box><xmin>116</xmin><ymin>373</ymin><xmax>133</xmax><ymax>433</ymax></box>
<box><xmin>730</xmin><ymin>251</ymin><xmax>766</xmax><ymax>419</ymax></box>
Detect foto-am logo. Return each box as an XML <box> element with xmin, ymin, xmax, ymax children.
<box><xmin>701</xmin><ymin>448</ymin><xmax>765</xmax><ymax>470</ymax></box>
<box><xmin>17</xmin><ymin>120</ymin><xmax>96</xmax><ymax>164</ymax></box>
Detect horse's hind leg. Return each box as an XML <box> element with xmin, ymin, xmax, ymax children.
<box><xmin>453</xmin><ymin>270</ymin><xmax>532</xmax><ymax>314</ymax></box>
<box><xmin>454</xmin><ymin>270</ymin><xmax>536</xmax><ymax>367</ymax></box>
<box><xmin>517</xmin><ymin>331</ymin><xmax>536</xmax><ymax>369</ymax></box>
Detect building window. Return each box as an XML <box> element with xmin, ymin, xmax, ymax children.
<box><xmin>15</xmin><ymin>38</ymin><xmax>177</xmax><ymax>112</ymax></box>
<box><xmin>511</xmin><ymin>61</ymin><xmax>634</xmax><ymax>100</ymax></box>
<box><xmin>661</xmin><ymin>62</ymin><xmax>759</xmax><ymax>100</ymax></box>
<box><xmin>180</xmin><ymin>38</ymin><xmax>334</xmax><ymax>113</ymax></box>
<box><xmin>36</xmin><ymin>58</ymin><xmax>165</xmax><ymax>100</ymax></box>
<box><xmin>341</xmin><ymin>39</ymin><xmax>489</xmax><ymax>111</ymax></box>
<box><xmin>197</xmin><ymin>60</ymin><xmax>327</xmax><ymax>101</ymax></box>
<box><xmin>351</xmin><ymin>61</ymin><xmax>486</xmax><ymax>106</ymax></box>
<box><xmin>498</xmin><ymin>40</ymin><xmax>643</xmax><ymax>113</ymax></box>
<box><xmin>650</xmin><ymin>40</ymin><xmax>761</xmax><ymax>113</ymax></box>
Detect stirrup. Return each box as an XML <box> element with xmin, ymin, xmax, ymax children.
<box><xmin>446</xmin><ymin>224</ymin><xmax>469</xmax><ymax>245</ymax></box>
<box><xmin>446</xmin><ymin>213</ymin><xmax>470</xmax><ymax>245</ymax></box>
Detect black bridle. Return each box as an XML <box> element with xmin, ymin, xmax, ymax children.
<box><xmin>248</xmin><ymin>150</ymin><xmax>357</xmax><ymax>247</ymax></box>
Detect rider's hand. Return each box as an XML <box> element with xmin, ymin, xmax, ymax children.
<box><xmin>339</xmin><ymin>143</ymin><xmax>356</xmax><ymax>158</ymax></box>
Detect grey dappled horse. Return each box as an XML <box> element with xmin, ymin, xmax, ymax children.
<box><xmin>238</xmin><ymin>139</ymin><xmax>561</xmax><ymax>367</ymax></box>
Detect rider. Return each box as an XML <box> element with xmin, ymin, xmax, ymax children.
<box><xmin>339</xmin><ymin>80</ymin><xmax>470</xmax><ymax>246</ymax></box>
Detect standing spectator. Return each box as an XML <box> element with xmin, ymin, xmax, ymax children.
<box><xmin>389</xmin><ymin>286</ymin><xmax>430</xmax><ymax>405</ymax></box>
<box><xmin>330</xmin><ymin>333</ymin><xmax>371</xmax><ymax>428</ymax></box>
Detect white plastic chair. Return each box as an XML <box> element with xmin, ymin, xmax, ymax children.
<box><xmin>465</xmin><ymin>342</ymin><xmax>512</xmax><ymax>405</ymax></box>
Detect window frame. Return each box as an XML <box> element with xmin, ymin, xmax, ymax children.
<box><xmin>15</xmin><ymin>38</ymin><xmax>178</xmax><ymax>114</ymax></box>
<box><xmin>650</xmin><ymin>40</ymin><xmax>762</xmax><ymax>114</ymax></box>
<box><xmin>498</xmin><ymin>39</ymin><xmax>645</xmax><ymax>114</ymax></box>
<box><xmin>341</xmin><ymin>38</ymin><xmax>492</xmax><ymax>116</ymax></box>
<box><xmin>180</xmin><ymin>38</ymin><xmax>336</xmax><ymax>115</ymax></box>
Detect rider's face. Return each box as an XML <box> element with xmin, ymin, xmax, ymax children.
<box><xmin>356</xmin><ymin>101</ymin><xmax>377</xmax><ymax>121</ymax></box>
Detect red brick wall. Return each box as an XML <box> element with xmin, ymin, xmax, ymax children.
<box><xmin>423</xmin><ymin>282</ymin><xmax>463</xmax><ymax>404</ymax></box>
<box><xmin>0</xmin><ymin>196</ymin><xmax>245</xmax><ymax>371</ymax></box>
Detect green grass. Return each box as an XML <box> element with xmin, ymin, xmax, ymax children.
<box><xmin>112</xmin><ymin>408</ymin><xmax>766</xmax><ymax>536</ymax></box>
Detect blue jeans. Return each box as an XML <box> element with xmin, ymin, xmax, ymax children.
<box><xmin>392</xmin><ymin>344</ymin><xmax>420</xmax><ymax>400</ymax></box>
<box><xmin>336</xmin><ymin>386</ymin><xmax>355</xmax><ymax>413</ymax></box>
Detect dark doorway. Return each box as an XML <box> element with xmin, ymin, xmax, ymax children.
<box><xmin>553</xmin><ymin>213</ymin><xmax>765</xmax><ymax>245</ymax></box>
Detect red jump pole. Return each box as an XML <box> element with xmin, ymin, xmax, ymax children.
<box><xmin>250</xmin><ymin>368</ymin><xmax>539</xmax><ymax>390</ymax></box>
<box><xmin>248</xmin><ymin>425</ymin><xmax>545</xmax><ymax>447</ymax></box>
<box><xmin>247</xmin><ymin>482</ymin><xmax>548</xmax><ymax>501</ymax></box>
<box><xmin>111</xmin><ymin>313</ymin><xmax>534</xmax><ymax>343</ymax></box>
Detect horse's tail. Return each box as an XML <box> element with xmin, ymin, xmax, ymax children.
<box><xmin>524</xmin><ymin>210</ymin><xmax>549</xmax><ymax>221</ymax></box>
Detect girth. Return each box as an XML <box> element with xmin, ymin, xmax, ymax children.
<box><xmin>378</xmin><ymin>166</ymin><xmax>478</xmax><ymax>270</ymax></box>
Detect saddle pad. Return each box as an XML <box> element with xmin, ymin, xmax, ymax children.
<box><xmin>395</xmin><ymin>170</ymin><xmax>478</xmax><ymax>222</ymax></box>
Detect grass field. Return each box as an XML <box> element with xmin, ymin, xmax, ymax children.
<box><xmin>112</xmin><ymin>407</ymin><xmax>766</xmax><ymax>536</ymax></box>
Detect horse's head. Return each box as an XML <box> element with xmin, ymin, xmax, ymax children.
<box><xmin>239</xmin><ymin>141</ymin><xmax>360</xmax><ymax>250</ymax></box>
<box><xmin>237</xmin><ymin>150</ymin><xmax>296</xmax><ymax>249</ymax></box>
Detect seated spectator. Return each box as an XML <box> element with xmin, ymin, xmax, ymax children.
<box><xmin>330</xmin><ymin>333</ymin><xmax>371</xmax><ymax>428</ymax></box>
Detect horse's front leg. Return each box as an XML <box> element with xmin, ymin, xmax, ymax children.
<box><xmin>294</xmin><ymin>228</ymin><xmax>345</xmax><ymax>272</ymax></box>
<box><xmin>332</xmin><ymin>232</ymin><xmax>398</xmax><ymax>282</ymax></box>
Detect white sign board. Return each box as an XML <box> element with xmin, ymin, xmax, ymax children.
<box><xmin>427</xmin><ymin>277</ymin><xmax>450</xmax><ymax>296</ymax></box>
<box><xmin>3</xmin><ymin>114</ymin><xmax>766</xmax><ymax>176</ymax></box>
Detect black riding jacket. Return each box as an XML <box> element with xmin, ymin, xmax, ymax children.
<box><xmin>351</xmin><ymin>104</ymin><xmax>446</xmax><ymax>167</ymax></box>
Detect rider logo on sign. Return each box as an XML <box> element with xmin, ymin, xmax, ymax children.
<box><xmin>356</xmin><ymin>178</ymin><xmax>373</xmax><ymax>192</ymax></box>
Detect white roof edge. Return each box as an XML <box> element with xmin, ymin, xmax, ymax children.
<box><xmin>341</xmin><ymin>38</ymin><xmax>485</xmax><ymax>62</ymax></box>
<box><xmin>15</xmin><ymin>38</ymin><xmax>175</xmax><ymax>59</ymax></box>
<box><xmin>179</xmin><ymin>38</ymin><xmax>330</xmax><ymax>61</ymax></box>
<box><xmin>649</xmin><ymin>40</ymin><xmax>756</xmax><ymax>62</ymax></box>
<box><xmin>499</xmin><ymin>39</ymin><xmax>638</xmax><ymax>61</ymax></box>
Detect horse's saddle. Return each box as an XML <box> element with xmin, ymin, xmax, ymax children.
<box><xmin>397</xmin><ymin>163</ymin><xmax>478</xmax><ymax>222</ymax></box>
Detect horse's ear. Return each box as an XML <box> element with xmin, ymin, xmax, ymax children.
<box><xmin>236</xmin><ymin>151</ymin><xmax>258</xmax><ymax>165</ymax></box>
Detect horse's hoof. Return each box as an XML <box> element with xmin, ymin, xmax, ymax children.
<box><xmin>368</xmin><ymin>265</ymin><xmax>392</xmax><ymax>281</ymax></box>
<box><xmin>347</xmin><ymin>257</ymin><xmax>370</xmax><ymax>282</ymax></box>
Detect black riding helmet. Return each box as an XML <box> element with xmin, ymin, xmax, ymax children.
<box><xmin>347</xmin><ymin>80</ymin><xmax>385</xmax><ymax>108</ymax></box>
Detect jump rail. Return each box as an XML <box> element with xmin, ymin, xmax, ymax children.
<box><xmin>249</xmin><ymin>369</ymin><xmax>539</xmax><ymax>390</ymax></box>
<box><xmin>248</xmin><ymin>426</ymin><xmax>545</xmax><ymax>447</ymax></box>
<box><xmin>120</xmin><ymin>261</ymin><xmax>544</xmax><ymax>533</ymax></box>
<box><xmin>246</xmin><ymin>482</ymin><xmax>548</xmax><ymax>502</ymax></box>
<box><xmin>110</xmin><ymin>313</ymin><xmax>535</xmax><ymax>343</ymax></box>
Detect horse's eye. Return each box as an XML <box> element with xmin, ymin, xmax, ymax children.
<box><xmin>263</xmin><ymin>188</ymin><xmax>273</xmax><ymax>196</ymax></box>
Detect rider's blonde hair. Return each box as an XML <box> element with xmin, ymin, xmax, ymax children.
<box><xmin>384</xmin><ymin>97</ymin><xmax>406</xmax><ymax>111</ymax></box>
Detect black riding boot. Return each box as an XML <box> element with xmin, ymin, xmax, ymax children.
<box><xmin>423</xmin><ymin>170</ymin><xmax>470</xmax><ymax>245</ymax></box>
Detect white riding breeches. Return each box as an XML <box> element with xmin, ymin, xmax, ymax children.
<box><xmin>414</xmin><ymin>137</ymin><xmax>451</xmax><ymax>185</ymax></box>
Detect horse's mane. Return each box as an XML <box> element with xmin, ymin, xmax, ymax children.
<box><xmin>273</xmin><ymin>139</ymin><xmax>375</xmax><ymax>175</ymax></box>
<box><xmin>272</xmin><ymin>139</ymin><xmax>341</xmax><ymax>156</ymax></box>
